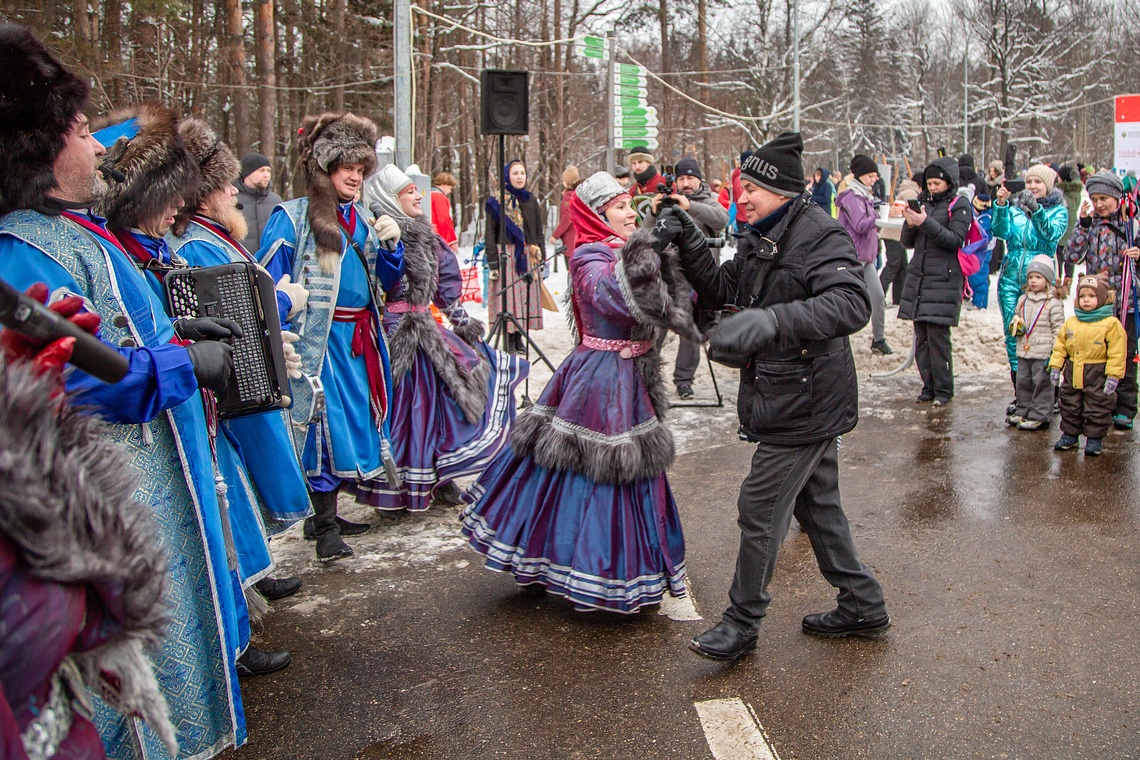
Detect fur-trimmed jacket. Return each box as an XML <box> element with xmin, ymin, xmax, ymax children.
<box><xmin>0</xmin><ymin>358</ymin><xmax>177</xmax><ymax>758</ymax></box>
<box><xmin>384</xmin><ymin>217</ymin><xmax>488</xmax><ymax>423</ymax></box>
<box><xmin>509</xmin><ymin>227</ymin><xmax>703</xmax><ymax>484</ymax></box>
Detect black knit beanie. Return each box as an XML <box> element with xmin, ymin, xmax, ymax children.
<box><xmin>850</xmin><ymin>154</ymin><xmax>878</xmax><ymax>179</ymax></box>
<box><xmin>676</xmin><ymin>157</ymin><xmax>702</xmax><ymax>180</ymax></box>
<box><xmin>739</xmin><ymin>132</ymin><xmax>806</xmax><ymax>198</ymax></box>
<box><xmin>240</xmin><ymin>152</ymin><xmax>271</xmax><ymax>180</ymax></box>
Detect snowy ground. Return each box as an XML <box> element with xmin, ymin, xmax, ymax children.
<box><xmin>266</xmin><ymin>245</ymin><xmax>1052</xmax><ymax>579</ymax></box>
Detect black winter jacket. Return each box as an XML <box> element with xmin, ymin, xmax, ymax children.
<box><xmin>678</xmin><ymin>193</ymin><xmax>871</xmax><ymax>445</ymax></box>
<box><xmin>898</xmin><ymin>188</ymin><xmax>971</xmax><ymax>326</ymax></box>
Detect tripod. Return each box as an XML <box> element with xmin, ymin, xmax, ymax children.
<box><xmin>486</xmin><ymin>134</ymin><xmax>556</xmax><ymax>404</ymax></box>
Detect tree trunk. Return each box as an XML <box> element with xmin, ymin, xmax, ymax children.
<box><xmin>254</xmin><ymin>0</ymin><xmax>277</xmax><ymax>160</ymax></box>
<box><xmin>224</xmin><ymin>0</ymin><xmax>249</xmax><ymax>153</ymax></box>
<box><xmin>330</xmin><ymin>0</ymin><xmax>346</xmax><ymax>111</ymax></box>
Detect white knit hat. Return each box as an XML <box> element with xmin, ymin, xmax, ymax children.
<box><xmin>1025</xmin><ymin>254</ymin><xmax>1056</xmax><ymax>285</ymax></box>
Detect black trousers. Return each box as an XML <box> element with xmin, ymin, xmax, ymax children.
<box><xmin>1114</xmin><ymin>314</ymin><xmax>1138</xmax><ymax>421</ymax></box>
<box><xmin>879</xmin><ymin>241</ymin><xmax>908</xmax><ymax>305</ymax></box>
<box><xmin>673</xmin><ymin>339</ymin><xmax>702</xmax><ymax>386</ymax></box>
<box><xmin>722</xmin><ymin>438</ymin><xmax>886</xmax><ymax>635</ymax></box>
<box><xmin>914</xmin><ymin>321</ymin><xmax>954</xmax><ymax>401</ymax></box>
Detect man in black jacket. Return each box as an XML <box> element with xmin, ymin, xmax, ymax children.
<box><xmin>655</xmin><ymin>132</ymin><xmax>890</xmax><ymax>661</ymax></box>
<box><xmin>236</xmin><ymin>152</ymin><xmax>283</xmax><ymax>253</ymax></box>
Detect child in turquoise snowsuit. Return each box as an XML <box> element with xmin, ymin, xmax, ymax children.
<box><xmin>992</xmin><ymin>164</ymin><xmax>1069</xmax><ymax>389</ymax></box>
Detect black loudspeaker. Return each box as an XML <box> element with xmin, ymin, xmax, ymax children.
<box><xmin>480</xmin><ymin>70</ymin><xmax>529</xmax><ymax>136</ymax></box>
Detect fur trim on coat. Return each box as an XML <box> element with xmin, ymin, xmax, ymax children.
<box><xmin>387</xmin><ymin>218</ymin><xmax>489</xmax><ymax>422</ymax></box>
<box><xmin>0</xmin><ymin>357</ymin><xmax>177</xmax><ymax>754</ymax></box>
<box><xmin>173</xmin><ymin>117</ymin><xmax>241</xmax><ymax>235</ymax></box>
<box><xmin>0</xmin><ymin>24</ymin><xmax>90</xmax><ymax>216</ymax></box>
<box><xmin>297</xmin><ymin>112</ymin><xmax>379</xmax><ymax>274</ymax></box>
<box><xmin>96</xmin><ymin>103</ymin><xmax>201</xmax><ymax>230</ymax></box>
<box><xmin>509</xmin><ymin>228</ymin><xmax>703</xmax><ymax>484</ymax></box>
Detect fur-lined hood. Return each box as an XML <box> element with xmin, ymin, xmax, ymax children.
<box><xmin>0</xmin><ymin>24</ymin><xmax>90</xmax><ymax>216</ymax></box>
<box><xmin>95</xmin><ymin>103</ymin><xmax>200</xmax><ymax>230</ymax></box>
<box><xmin>297</xmin><ymin>112</ymin><xmax>379</xmax><ymax>272</ymax></box>
<box><xmin>173</xmin><ymin>117</ymin><xmax>240</xmax><ymax>235</ymax></box>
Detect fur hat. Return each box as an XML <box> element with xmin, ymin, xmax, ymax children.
<box><xmin>1025</xmin><ymin>254</ymin><xmax>1056</xmax><ymax>285</ymax></box>
<box><xmin>0</xmin><ymin>25</ymin><xmax>90</xmax><ymax>216</ymax></box>
<box><xmin>988</xmin><ymin>159</ymin><xmax>1004</xmax><ymax>175</ymax></box>
<box><xmin>173</xmin><ymin>118</ymin><xmax>239</xmax><ymax>235</ymax></box>
<box><xmin>1077</xmin><ymin>272</ymin><xmax>1112</xmax><ymax>308</ymax></box>
<box><xmin>94</xmin><ymin>104</ymin><xmax>200</xmax><ymax>230</ymax></box>
<box><xmin>627</xmin><ymin>146</ymin><xmax>655</xmax><ymax>164</ymax></box>
<box><xmin>297</xmin><ymin>112</ymin><xmax>379</xmax><ymax>273</ymax></box>
<box><xmin>1024</xmin><ymin>163</ymin><xmax>1057</xmax><ymax>192</ymax></box>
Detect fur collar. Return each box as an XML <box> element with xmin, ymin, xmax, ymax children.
<box><xmin>396</xmin><ymin>217</ymin><xmax>439</xmax><ymax>306</ymax></box>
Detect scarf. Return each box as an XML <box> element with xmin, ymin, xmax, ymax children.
<box><xmin>569</xmin><ymin>193</ymin><xmax>625</xmax><ymax>248</ymax></box>
<box><xmin>485</xmin><ymin>161</ymin><xmax>531</xmax><ymax>274</ymax></box>
<box><xmin>847</xmin><ymin>178</ymin><xmax>874</xmax><ymax>201</ymax></box>
<box><xmin>1076</xmin><ymin>305</ymin><xmax>1115</xmax><ymax>322</ymax></box>
<box><xmin>634</xmin><ymin>165</ymin><xmax>658</xmax><ymax>187</ymax></box>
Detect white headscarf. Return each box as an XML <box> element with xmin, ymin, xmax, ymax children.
<box><xmin>364</xmin><ymin>163</ymin><xmax>416</xmax><ymax>221</ymax></box>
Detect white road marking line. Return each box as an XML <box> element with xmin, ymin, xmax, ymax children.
<box><xmin>659</xmin><ymin>578</ymin><xmax>702</xmax><ymax>621</ymax></box>
<box><xmin>695</xmin><ymin>698</ymin><xmax>780</xmax><ymax>760</ymax></box>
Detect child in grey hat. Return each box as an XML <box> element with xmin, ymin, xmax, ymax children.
<box><xmin>1007</xmin><ymin>254</ymin><xmax>1066</xmax><ymax>429</ymax></box>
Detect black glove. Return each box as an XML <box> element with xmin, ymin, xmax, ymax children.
<box><xmin>709</xmin><ymin>308</ymin><xmax>779</xmax><ymax>365</ymax></box>
<box><xmin>650</xmin><ymin>206</ymin><xmax>683</xmax><ymax>252</ymax></box>
<box><xmin>1017</xmin><ymin>190</ymin><xmax>1039</xmax><ymax>215</ymax></box>
<box><xmin>668</xmin><ymin>206</ymin><xmax>710</xmax><ymax>262</ymax></box>
<box><xmin>187</xmin><ymin>340</ymin><xmax>234</xmax><ymax>393</ymax></box>
<box><xmin>174</xmin><ymin>317</ymin><xmax>244</xmax><ymax>342</ymax></box>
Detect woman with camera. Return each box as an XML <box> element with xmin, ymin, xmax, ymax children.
<box><xmin>461</xmin><ymin>171</ymin><xmax>703</xmax><ymax>614</ymax></box>
<box><xmin>898</xmin><ymin>157</ymin><xmax>973</xmax><ymax>405</ymax></box>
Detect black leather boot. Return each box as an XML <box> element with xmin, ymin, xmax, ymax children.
<box><xmin>236</xmin><ymin>646</ymin><xmax>291</xmax><ymax>676</ymax></box>
<box><xmin>254</xmin><ymin>576</ymin><xmax>302</xmax><ymax>600</ymax></box>
<box><xmin>689</xmin><ymin>621</ymin><xmax>758</xmax><ymax>661</ymax></box>
<box><xmin>310</xmin><ymin>489</ymin><xmax>353</xmax><ymax>563</ymax></box>
<box><xmin>303</xmin><ymin>515</ymin><xmax>371</xmax><ymax>541</ymax></box>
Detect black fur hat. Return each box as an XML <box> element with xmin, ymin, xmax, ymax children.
<box><xmin>0</xmin><ymin>24</ymin><xmax>90</xmax><ymax>216</ymax></box>
<box><xmin>173</xmin><ymin>117</ymin><xmax>240</xmax><ymax>235</ymax></box>
<box><xmin>297</xmin><ymin>112</ymin><xmax>378</xmax><ymax>272</ymax></box>
<box><xmin>95</xmin><ymin>103</ymin><xmax>200</xmax><ymax>230</ymax></box>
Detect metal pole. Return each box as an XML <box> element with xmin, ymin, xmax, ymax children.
<box><xmin>963</xmin><ymin>37</ymin><xmax>968</xmax><ymax>154</ymax></box>
<box><xmin>394</xmin><ymin>0</ymin><xmax>412</xmax><ymax>169</ymax></box>
<box><xmin>606</xmin><ymin>30</ymin><xmax>616</xmax><ymax>174</ymax></box>
<box><xmin>792</xmin><ymin>0</ymin><xmax>800</xmax><ymax>132</ymax></box>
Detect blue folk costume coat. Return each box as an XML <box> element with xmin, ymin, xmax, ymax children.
<box><xmin>460</xmin><ymin>225</ymin><xmax>704</xmax><ymax>614</ymax></box>
<box><xmin>117</xmin><ymin>226</ymin><xmax>274</xmax><ymax>596</ymax></box>
<box><xmin>167</xmin><ymin>215</ymin><xmax>312</xmax><ymax>535</ymax></box>
<box><xmin>0</xmin><ymin>210</ymin><xmax>247</xmax><ymax>759</ymax></box>
<box><xmin>353</xmin><ymin>216</ymin><xmax>528</xmax><ymax>511</ymax></box>
<box><xmin>259</xmin><ymin>198</ymin><xmax>403</xmax><ymax>492</ymax></box>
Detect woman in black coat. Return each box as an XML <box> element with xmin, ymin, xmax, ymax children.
<box><xmin>899</xmin><ymin>156</ymin><xmax>972</xmax><ymax>404</ymax></box>
<box><xmin>485</xmin><ymin>160</ymin><xmax>545</xmax><ymax>352</ymax></box>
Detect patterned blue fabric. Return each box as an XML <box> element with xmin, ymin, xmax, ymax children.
<box><xmin>0</xmin><ymin>210</ymin><xmax>247</xmax><ymax>758</ymax></box>
<box><xmin>258</xmin><ymin>199</ymin><xmax>402</xmax><ymax>485</ymax></box>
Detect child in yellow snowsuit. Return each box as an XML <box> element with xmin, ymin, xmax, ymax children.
<box><xmin>1049</xmin><ymin>273</ymin><xmax>1127</xmax><ymax>456</ymax></box>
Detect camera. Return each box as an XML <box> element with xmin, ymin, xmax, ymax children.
<box><xmin>658</xmin><ymin>168</ymin><xmax>677</xmax><ymax>206</ymax></box>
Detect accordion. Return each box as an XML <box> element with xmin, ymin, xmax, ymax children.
<box><xmin>165</xmin><ymin>262</ymin><xmax>290</xmax><ymax>419</ymax></box>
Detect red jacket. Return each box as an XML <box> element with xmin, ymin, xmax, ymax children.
<box><xmin>552</xmin><ymin>188</ymin><xmax>577</xmax><ymax>252</ymax></box>
<box><xmin>634</xmin><ymin>171</ymin><xmax>666</xmax><ymax>196</ymax></box>
<box><xmin>430</xmin><ymin>188</ymin><xmax>458</xmax><ymax>249</ymax></box>
<box><xmin>718</xmin><ymin>186</ymin><xmax>731</xmax><ymax>210</ymax></box>
<box><xmin>731</xmin><ymin>167</ymin><xmax>748</xmax><ymax>223</ymax></box>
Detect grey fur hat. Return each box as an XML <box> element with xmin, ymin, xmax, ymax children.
<box><xmin>173</xmin><ymin>117</ymin><xmax>239</xmax><ymax>234</ymax></box>
<box><xmin>297</xmin><ymin>112</ymin><xmax>379</xmax><ymax>267</ymax></box>
<box><xmin>0</xmin><ymin>24</ymin><xmax>90</xmax><ymax>216</ymax></box>
<box><xmin>576</xmin><ymin>171</ymin><xmax>628</xmax><ymax>215</ymax></box>
<box><xmin>95</xmin><ymin>103</ymin><xmax>200</xmax><ymax>230</ymax></box>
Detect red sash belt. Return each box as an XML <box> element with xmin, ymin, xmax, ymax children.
<box><xmin>333</xmin><ymin>306</ymin><xmax>388</xmax><ymax>424</ymax></box>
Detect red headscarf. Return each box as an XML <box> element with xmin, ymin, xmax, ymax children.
<box><xmin>569</xmin><ymin>192</ymin><xmax>629</xmax><ymax>248</ymax></box>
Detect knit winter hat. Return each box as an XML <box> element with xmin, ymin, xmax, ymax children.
<box><xmin>740</xmin><ymin>132</ymin><xmax>806</xmax><ymax>198</ymax></box>
<box><xmin>1025</xmin><ymin>254</ymin><xmax>1056</xmax><ymax>285</ymax></box>
<box><xmin>1077</xmin><ymin>273</ymin><xmax>1110</xmax><ymax>308</ymax></box>
<box><xmin>627</xmin><ymin>145</ymin><xmax>655</xmax><ymax>164</ymax></box>
<box><xmin>240</xmin><ymin>152</ymin><xmax>271</xmax><ymax>180</ymax></box>
<box><xmin>850</xmin><ymin>154</ymin><xmax>878</xmax><ymax>180</ymax></box>
<box><xmin>614</xmin><ymin>166</ymin><xmax>630</xmax><ymax>180</ymax></box>
<box><xmin>1024</xmin><ymin>163</ymin><xmax>1057</xmax><ymax>191</ymax></box>
<box><xmin>561</xmin><ymin>165</ymin><xmax>580</xmax><ymax>187</ymax></box>
<box><xmin>576</xmin><ymin>171</ymin><xmax>629</xmax><ymax>216</ymax></box>
<box><xmin>1085</xmin><ymin>170</ymin><xmax>1123</xmax><ymax>200</ymax></box>
<box><xmin>676</xmin><ymin>157</ymin><xmax>702</xmax><ymax>180</ymax></box>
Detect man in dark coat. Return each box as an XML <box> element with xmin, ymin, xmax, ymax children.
<box><xmin>236</xmin><ymin>152</ymin><xmax>283</xmax><ymax>253</ymax></box>
<box><xmin>899</xmin><ymin>156</ymin><xmax>972</xmax><ymax>404</ymax></box>
<box><xmin>656</xmin><ymin>132</ymin><xmax>890</xmax><ymax>662</ymax></box>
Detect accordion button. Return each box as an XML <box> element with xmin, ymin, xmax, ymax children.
<box><xmin>119</xmin><ymin>337</ymin><xmax>137</xmax><ymax>348</ymax></box>
<box><xmin>112</xmin><ymin>314</ymin><xmax>129</xmax><ymax>328</ymax></box>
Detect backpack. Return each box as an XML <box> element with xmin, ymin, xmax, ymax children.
<box><xmin>949</xmin><ymin>196</ymin><xmax>990</xmax><ymax>293</ymax></box>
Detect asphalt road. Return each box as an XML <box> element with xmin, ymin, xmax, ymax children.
<box><xmin>224</xmin><ymin>375</ymin><xmax>1140</xmax><ymax>759</ymax></box>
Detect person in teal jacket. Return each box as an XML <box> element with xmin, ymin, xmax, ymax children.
<box><xmin>993</xmin><ymin>164</ymin><xmax>1068</xmax><ymax>400</ymax></box>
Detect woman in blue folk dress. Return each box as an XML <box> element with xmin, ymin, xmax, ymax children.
<box><xmin>461</xmin><ymin>171</ymin><xmax>704</xmax><ymax>613</ymax></box>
